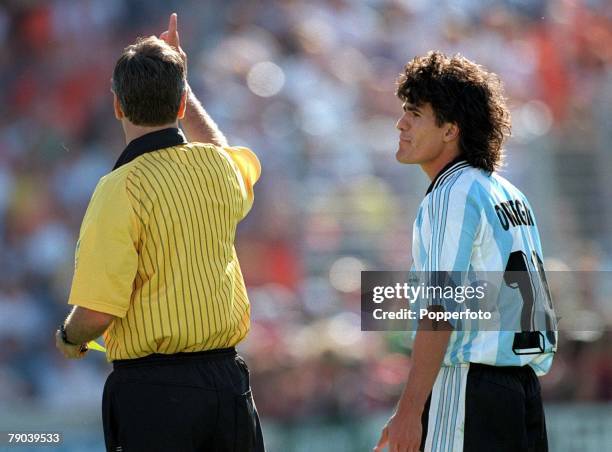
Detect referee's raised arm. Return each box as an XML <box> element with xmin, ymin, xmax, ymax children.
<box><xmin>160</xmin><ymin>12</ymin><xmax>228</xmax><ymax>147</ymax></box>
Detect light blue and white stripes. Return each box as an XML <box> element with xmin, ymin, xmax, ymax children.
<box><xmin>426</xmin><ymin>162</ymin><xmax>471</xmax><ymax>273</ymax></box>
<box><xmin>424</xmin><ymin>365</ymin><xmax>469</xmax><ymax>452</ymax></box>
<box><xmin>412</xmin><ymin>162</ymin><xmax>556</xmax><ymax>374</ymax></box>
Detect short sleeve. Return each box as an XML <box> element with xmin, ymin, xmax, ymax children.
<box><xmin>224</xmin><ymin>146</ymin><xmax>261</xmax><ymax>218</ymax></box>
<box><xmin>425</xmin><ymin>186</ymin><xmax>481</xmax><ymax>273</ymax></box>
<box><xmin>422</xmin><ymin>185</ymin><xmax>482</xmax><ymax>323</ymax></box>
<box><xmin>68</xmin><ymin>172</ymin><xmax>139</xmax><ymax>317</ymax></box>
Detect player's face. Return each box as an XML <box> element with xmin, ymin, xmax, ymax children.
<box><xmin>395</xmin><ymin>102</ymin><xmax>448</xmax><ymax>165</ymax></box>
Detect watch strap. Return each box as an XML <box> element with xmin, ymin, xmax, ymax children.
<box><xmin>60</xmin><ymin>323</ymin><xmax>79</xmax><ymax>346</ymax></box>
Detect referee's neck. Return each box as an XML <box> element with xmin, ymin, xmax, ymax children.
<box><xmin>122</xmin><ymin>120</ymin><xmax>180</xmax><ymax>145</ymax></box>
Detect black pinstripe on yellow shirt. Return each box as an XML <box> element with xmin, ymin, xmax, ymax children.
<box><xmin>68</xmin><ymin>128</ymin><xmax>260</xmax><ymax>361</ymax></box>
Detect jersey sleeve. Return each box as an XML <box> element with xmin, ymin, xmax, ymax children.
<box><xmin>67</xmin><ymin>172</ymin><xmax>139</xmax><ymax>317</ymax></box>
<box><xmin>224</xmin><ymin>146</ymin><xmax>261</xmax><ymax>218</ymax></box>
<box><xmin>422</xmin><ymin>184</ymin><xmax>482</xmax><ymax>318</ymax></box>
<box><xmin>425</xmin><ymin>185</ymin><xmax>481</xmax><ymax>273</ymax></box>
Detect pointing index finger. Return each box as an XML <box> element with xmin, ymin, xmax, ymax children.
<box><xmin>169</xmin><ymin>13</ymin><xmax>178</xmax><ymax>35</ymax></box>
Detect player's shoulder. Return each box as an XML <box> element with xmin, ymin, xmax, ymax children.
<box><xmin>428</xmin><ymin>160</ymin><xmax>490</xmax><ymax>200</ymax></box>
<box><xmin>489</xmin><ymin>171</ymin><xmax>530</xmax><ymax>202</ymax></box>
<box><xmin>489</xmin><ymin>171</ymin><xmax>518</xmax><ymax>192</ymax></box>
<box><xmin>460</xmin><ymin>169</ymin><xmax>532</xmax><ymax>208</ymax></box>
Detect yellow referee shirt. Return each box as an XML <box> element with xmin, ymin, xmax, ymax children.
<box><xmin>68</xmin><ymin>128</ymin><xmax>260</xmax><ymax>361</ymax></box>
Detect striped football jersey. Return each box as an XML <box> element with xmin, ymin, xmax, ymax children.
<box><xmin>411</xmin><ymin>158</ymin><xmax>557</xmax><ymax>375</ymax></box>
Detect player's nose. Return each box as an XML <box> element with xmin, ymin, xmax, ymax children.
<box><xmin>396</xmin><ymin>112</ymin><xmax>410</xmax><ymax>131</ymax></box>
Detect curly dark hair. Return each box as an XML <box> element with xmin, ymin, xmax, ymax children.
<box><xmin>396</xmin><ymin>51</ymin><xmax>511</xmax><ymax>172</ymax></box>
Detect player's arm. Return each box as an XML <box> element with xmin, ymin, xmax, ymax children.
<box><xmin>376</xmin><ymin>185</ymin><xmax>481</xmax><ymax>451</ymax></box>
<box><xmin>402</xmin><ymin>318</ymin><xmax>453</xmax><ymax>409</ymax></box>
<box><xmin>160</xmin><ymin>13</ymin><xmax>228</xmax><ymax>147</ymax></box>
<box><xmin>375</xmin><ymin>320</ymin><xmax>452</xmax><ymax>451</ymax></box>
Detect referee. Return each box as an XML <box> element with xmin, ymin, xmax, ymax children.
<box><xmin>55</xmin><ymin>14</ymin><xmax>265</xmax><ymax>452</ymax></box>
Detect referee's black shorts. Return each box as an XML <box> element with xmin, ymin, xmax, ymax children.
<box><xmin>420</xmin><ymin>363</ymin><xmax>548</xmax><ymax>452</ymax></box>
<box><xmin>102</xmin><ymin>348</ymin><xmax>265</xmax><ymax>452</ymax></box>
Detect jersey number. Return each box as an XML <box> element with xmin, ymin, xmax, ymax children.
<box><xmin>504</xmin><ymin>250</ymin><xmax>556</xmax><ymax>355</ymax></box>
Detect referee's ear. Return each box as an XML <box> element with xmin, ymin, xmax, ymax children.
<box><xmin>113</xmin><ymin>93</ymin><xmax>125</xmax><ymax>120</ymax></box>
<box><xmin>177</xmin><ymin>90</ymin><xmax>187</xmax><ymax>120</ymax></box>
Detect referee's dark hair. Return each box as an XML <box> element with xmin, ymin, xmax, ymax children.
<box><xmin>397</xmin><ymin>51</ymin><xmax>511</xmax><ymax>172</ymax></box>
<box><xmin>112</xmin><ymin>36</ymin><xmax>186</xmax><ymax>126</ymax></box>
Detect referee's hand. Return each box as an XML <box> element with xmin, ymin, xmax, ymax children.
<box><xmin>159</xmin><ymin>13</ymin><xmax>187</xmax><ymax>66</ymax></box>
<box><xmin>55</xmin><ymin>330</ymin><xmax>88</xmax><ymax>360</ymax></box>
<box><xmin>374</xmin><ymin>409</ymin><xmax>422</xmax><ymax>452</ymax></box>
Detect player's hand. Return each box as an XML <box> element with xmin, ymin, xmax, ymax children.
<box><xmin>55</xmin><ymin>330</ymin><xmax>88</xmax><ymax>360</ymax></box>
<box><xmin>374</xmin><ymin>408</ymin><xmax>422</xmax><ymax>452</ymax></box>
<box><xmin>159</xmin><ymin>13</ymin><xmax>187</xmax><ymax>66</ymax></box>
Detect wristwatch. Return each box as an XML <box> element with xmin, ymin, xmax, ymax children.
<box><xmin>59</xmin><ymin>323</ymin><xmax>79</xmax><ymax>346</ymax></box>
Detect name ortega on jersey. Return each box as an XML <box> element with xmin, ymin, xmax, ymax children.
<box><xmin>495</xmin><ymin>199</ymin><xmax>534</xmax><ymax>230</ymax></box>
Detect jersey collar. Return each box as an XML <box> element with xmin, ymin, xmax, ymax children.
<box><xmin>113</xmin><ymin>127</ymin><xmax>187</xmax><ymax>170</ymax></box>
<box><xmin>425</xmin><ymin>156</ymin><xmax>469</xmax><ymax>195</ymax></box>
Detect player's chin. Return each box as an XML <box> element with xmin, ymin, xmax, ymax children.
<box><xmin>395</xmin><ymin>147</ymin><xmax>413</xmax><ymax>164</ymax></box>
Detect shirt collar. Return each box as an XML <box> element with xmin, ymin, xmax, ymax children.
<box><xmin>113</xmin><ymin>127</ymin><xmax>187</xmax><ymax>170</ymax></box>
<box><xmin>425</xmin><ymin>156</ymin><xmax>469</xmax><ymax>195</ymax></box>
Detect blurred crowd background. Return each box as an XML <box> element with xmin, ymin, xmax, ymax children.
<box><xmin>1</xmin><ymin>0</ymin><xmax>611</xmax><ymax>450</ymax></box>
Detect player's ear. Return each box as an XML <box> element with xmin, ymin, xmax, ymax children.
<box><xmin>443</xmin><ymin>122</ymin><xmax>460</xmax><ymax>142</ymax></box>
<box><xmin>113</xmin><ymin>92</ymin><xmax>124</xmax><ymax>120</ymax></box>
<box><xmin>177</xmin><ymin>89</ymin><xmax>187</xmax><ymax>120</ymax></box>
